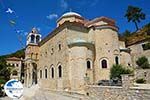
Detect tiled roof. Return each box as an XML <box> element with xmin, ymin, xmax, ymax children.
<box><xmin>6</xmin><ymin>57</ymin><xmax>22</xmax><ymax>61</ymax></box>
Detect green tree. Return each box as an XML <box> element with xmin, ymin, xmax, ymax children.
<box><xmin>125</xmin><ymin>6</ymin><xmax>146</xmax><ymax>30</ymax></box>
<box><xmin>136</xmin><ymin>56</ymin><xmax>150</xmax><ymax>69</ymax></box>
<box><xmin>110</xmin><ymin>64</ymin><xmax>132</xmax><ymax>79</ymax></box>
<box><xmin>0</xmin><ymin>58</ymin><xmax>10</xmax><ymax>83</ymax></box>
<box><xmin>122</xmin><ymin>30</ymin><xmax>131</xmax><ymax>37</ymax></box>
<box><xmin>121</xmin><ymin>30</ymin><xmax>131</xmax><ymax>43</ymax></box>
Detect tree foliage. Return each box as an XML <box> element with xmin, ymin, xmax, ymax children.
<box><xmin>0</xmin><ymin>49</ymin><xmax>25</xmax><ymax>84</ymax></box>
<box><xmin>110</xmin><ymin>64</ymin><xmax>133</xmax><ymax>79</ymax></box>
<box><xmin>142</xmin><ymin>42</ymin><xmax>150</xmax><ymax>50</ymax></box>
<box><xmin>0</xmin><ymin>49</ymin><xmax>25</xmax><ymax>59</ymax></box>
<box><xmin>0</xmin><ymin>58</ymin><xmax>10</xmax><ymax>83</ymax></box>
<box><xmin>136</xmin><ymin>56</ymin><xmax>150</xmax><ymax>69</ymax></box>
<box><xmin>122</xmin><ymin>30</ymin><xmax>131</xmax><ymax>37</ymax></box>
<box><xmin>125</xmin><ymin>5</ymin><xmax>146</xmax><ymax>30</ymax></box>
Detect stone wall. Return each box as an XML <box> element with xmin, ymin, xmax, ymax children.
<box><xmin>85</xmin><ymin>85</ymin><xmax>150</xmax><ymax>100</ymax></box>
<box><xmin>128</xmin><ymin>42</ymin><xmax>150</xmax><ymax>67</ymax></box>
<box><xmin>85</xmin><ymin>74</ymin><xmax>150</xmax><ymax>100</ymax></box>
<box><xmin>135</xmin><ymin>69</ymin><xmax>150</xmax><ymax>83</ymax></box>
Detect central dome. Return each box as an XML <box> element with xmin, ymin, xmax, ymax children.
<box><xmin>57</xmin><ymin>11</ymin><xmax>84</xmax><ymax>27</ymax></box>
<box><xmin>62</xmin><ymin>12</ymin><xmax>82</xmax><ymax>17</ymax></box>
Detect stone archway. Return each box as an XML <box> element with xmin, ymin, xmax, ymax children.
<box><xmin>32</xmin><ymin>63</ymin><xmax>37</xmax><ymax>84</ymax></box>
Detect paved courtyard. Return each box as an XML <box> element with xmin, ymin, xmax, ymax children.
<box><xmin>0</xmin><ymin>85</ymin><xmax>88</xmax><ymax>100</ymax></box>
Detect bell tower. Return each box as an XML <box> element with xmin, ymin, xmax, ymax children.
<box><xmin>26</xmin><ymin>27</ymin><xmax>41</xmax><ymax>45</ymax></box>
<box><xmin>25</xmin><ymin>28</ymin><xmax>41</xmax><ymax>87</ymax></box>
<box><xmin>25</xmin><ymin>28</ymin><xmax>41</xmax><ymax>60</ymax></box>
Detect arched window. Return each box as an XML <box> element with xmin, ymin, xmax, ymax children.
<box><xmin>12</xmin><ymin>70</ymin><xmax>17</xmax><ymax>75</ymax></box>
<box><xmin>45</xmin><ymin>69</ymin><xmax>47</xmax><ymax>79</ymax></box>
<box><xmin>51</xmin><ymin>67</ymin><xmax>54</xmax><ymax>78</ymax></box>
<box><xmin>35</xmin><ymin>53</ymin><xmax>38</xmax><ymax>59</ymax></box>
<box><xmin>87</xmin><ymin>61</ymin><xmax>91</xmax><ymax>69</ymax></box>
<box><xmin>40</xmin><ymin>70</ymin><xmax>42</xmax><ymax>78</ymax></box>
<box><xmin>101</xmin><ymin>59</ymin><xmax>107</xmax><ymax>68</ymax></box>
<box><xmin>58</xmin><ymin>65</ymin><xmax>62</xmax><ymax>78</ymax></box>
<box><xmin>51</xmin><ymin>48</ymin><xmax>54</xmax><ymax>55</ymax></box>
<box><xmin>31</xmin><ymin>53</ymin><xmax>33</xmax><ymax>59</ymax></box>
<box><xmin>31</xmin><ymin>35</ymin><xmax>35</xmax><ymax>43</ymax></box>
<box><xmin>115</xmin><ymin>56</ymin><xmax>119</xmax><ymax>65</ymax></box>
<box><xmin>29</xmin><ymin>73</ymin><xmax>31</xmax><ymax>79</ymax></box>
<box><xmin>36</xmin><ymin>35</ymin><xmax>40</xmax><ymax>43</ymax></box>
<box><xmin>58</xmin><ymin>44</ymin><xmax>61</xmax><ymax>51</ymax></box>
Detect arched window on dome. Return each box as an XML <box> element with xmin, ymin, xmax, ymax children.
<box><xmin>101</xmin><ymin>59</ymin><xmax>107</xmax><ymax>68</ymax></box>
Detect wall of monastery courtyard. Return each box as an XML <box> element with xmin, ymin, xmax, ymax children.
<box><xmin>128</xmin><ymin>41</ymin><xmax>150</xmax><ymax>67</ymax></box>
<box><xmin>85</xmin><ymin>85</ymin><xmax>150</xmax><ymax>100</ymax></box>
<box><xmin>85</xmin><ymin>75</ymin><xmax>150</xmax><ymax>100</ymax></box>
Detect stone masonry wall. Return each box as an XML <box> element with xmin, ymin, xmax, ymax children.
<box><xmin>85</xmin><ymin>85</ymin><xmax>150</xmax><ymax>100</ymax></box>
<box><xmin>135</xmin><ymin>69</ymin><xmax>150</xmax><ymax>84</ymax></box>
<box><xmin>85</xmin><ymin>75</ymin><xmax>150</xmax><ymax>100</ymax></box>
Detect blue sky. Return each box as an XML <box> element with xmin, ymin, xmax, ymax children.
<box><xmin>0</xmin><ymin>0</ymin><xmax>150</xmax><ymax>55</ymax></box>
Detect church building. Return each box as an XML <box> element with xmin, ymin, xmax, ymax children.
<box><xmin>24</xmin><ymin>12</ymin><xmax>133</xmax><ymax>92</ymax></box>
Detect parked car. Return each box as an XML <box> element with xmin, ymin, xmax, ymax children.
<box><xmin>97</xmin><ymin>79</ymin><xmax>122</xmax><ymax>86</ymax></box>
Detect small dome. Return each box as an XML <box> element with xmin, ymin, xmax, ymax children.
<box><xmin>62</xmin><ymin>12</ymin><xmax>82</xmax><ymax>17</ymax></box>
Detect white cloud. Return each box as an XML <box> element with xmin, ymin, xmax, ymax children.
<box><xmin>46</xmin><ymin>14</ymin><xmax>58</xmax><ymax>20</ymax></box>
<box><xmin>60</xmin><ymin>0</ymin><xmax>68</xmax><ymax>10</ymax></box>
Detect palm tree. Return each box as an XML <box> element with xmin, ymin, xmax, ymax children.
<box><xmin>125</xmin><ymin>6</ymin><xmax>146</xmax><ymax>31</ymax></box>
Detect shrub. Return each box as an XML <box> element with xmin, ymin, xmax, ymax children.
<box><xmin>142</xmin><ymin>42</ymin><xmax>150</xmax><ymax>50</ymax></box>
<box><xmin>0</xmin><ymin>79</ymin><xmax>6</xmax><ymax>84</ymax></box>
<box><xmin>110</xmin><ymin>64</ymin><xmax>133</xmax><ymax>79</ymax></box>
<box><xmin>136</xmin><ymin>56</ymin><xmax>150</xmax><ymax>69</ymax></box>
<box><xmin>136</xmin><ymin>78</ymin><xmax>146</xmax><ymax>84</ymax></box>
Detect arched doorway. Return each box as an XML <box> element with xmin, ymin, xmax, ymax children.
<box><xmin>32</xmin><ymin>63</ymin><xmax>37</xmax><ymax>84</ymax></box>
